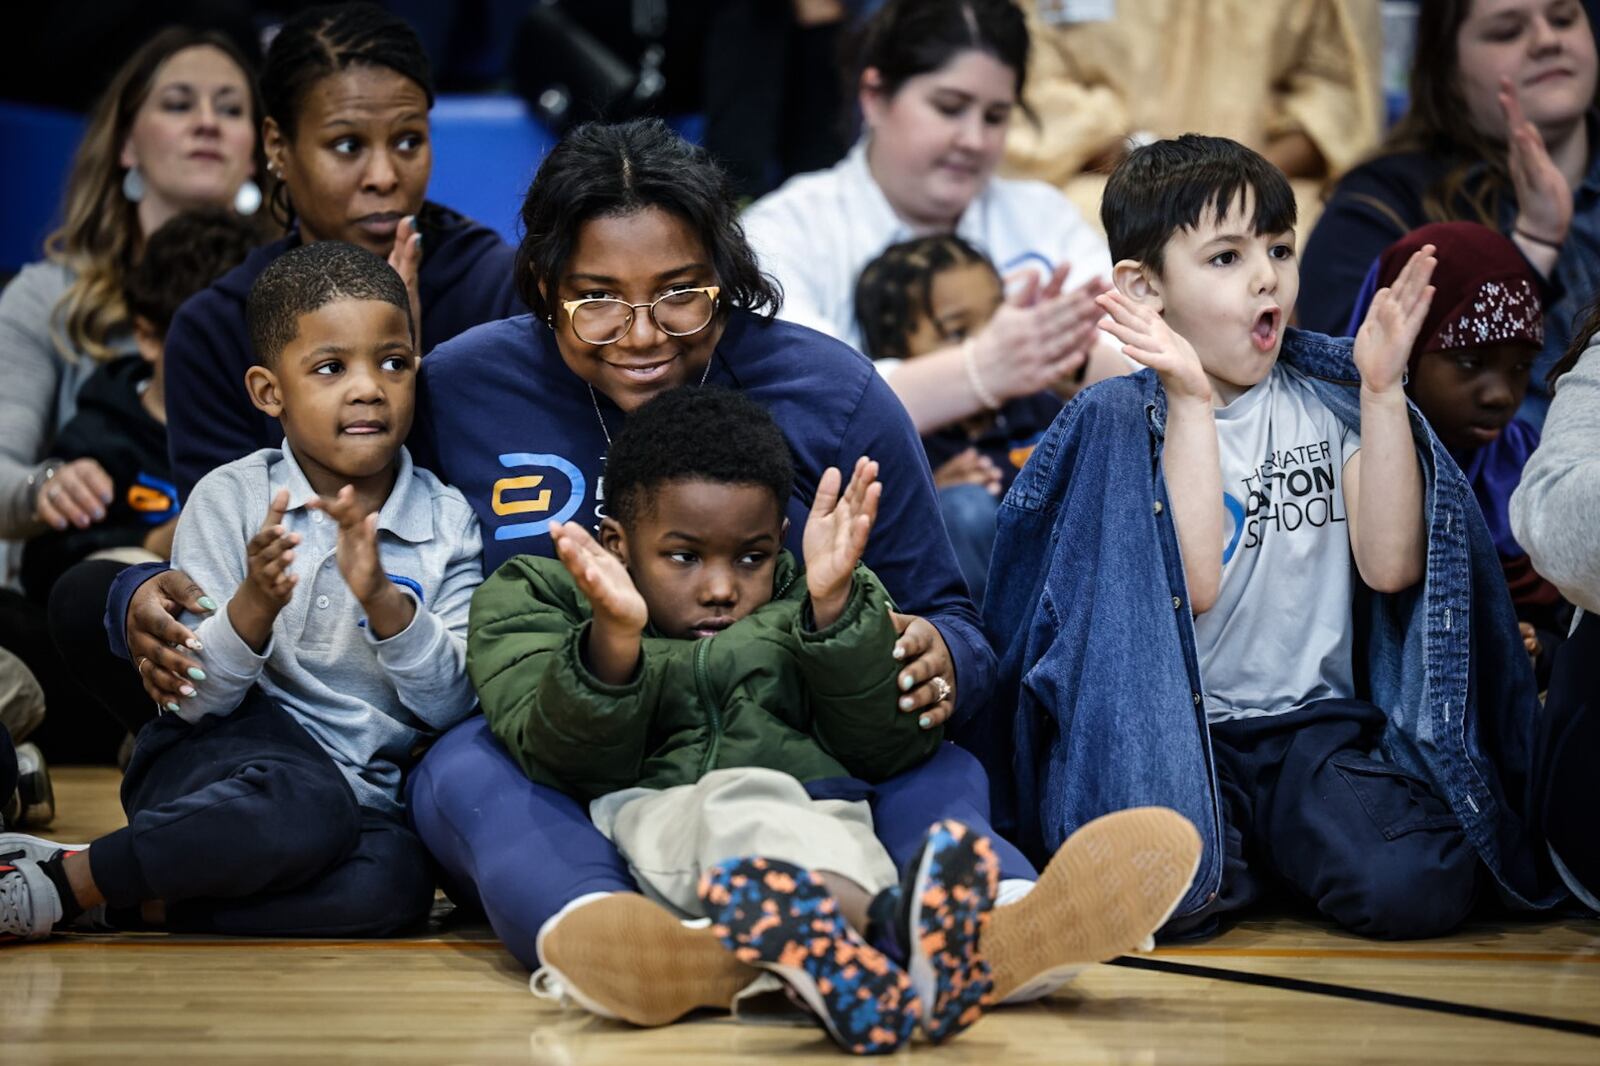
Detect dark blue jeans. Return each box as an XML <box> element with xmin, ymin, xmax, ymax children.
<box><xmin>406</xmin><ymin>716</ymin><xmax>1036</xmax><ymax>971</ymax></box>
<box><xmin>938</xmin><ymin>485</ymin><xmax>1000</xmax><ymax>605</ymax></box>
<box><xmin>91</xmin><ymin>689</ymin><xmax>434</xmax><ymax>936</ymax></box>
<box><xmin>1198</xmin><ymin>698</ymin><xmax>1479</xmax><ymax>939</ymax></box>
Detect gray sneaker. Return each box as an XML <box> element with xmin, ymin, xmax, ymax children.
<box><xmin>0</xmin><ymin>858</ymin><xmax>61</xmax><ymax>942</ymax></box>
<box><xmin>13</xmin><ymin>744</ymin><xmax>54</xmax><ymax>828</ymax></box>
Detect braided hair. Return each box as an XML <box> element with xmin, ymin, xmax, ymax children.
<box><xmin>261</xmin><ymin>3</ymin><xmax>435</xmax><ymax>226</ymax></box>
<box><xmin>854</xmin><ymin>234</ymin><xmax>997</xmax><ymax>361</ymax></box>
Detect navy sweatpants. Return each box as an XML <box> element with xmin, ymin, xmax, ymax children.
<box><xmin>406</xmin><ymin>716</ymin><xmax>1036</xmax><ymax>971</ymax></box>
<box><xmin>1205</xmin><ymin>698</ymin><xmax>1479</xmax><ymax>939</ymax></box>
<box><xmin>90</xmin><ymin>689</ymin><xmax>434</xmax><ymax>936</ymax></box>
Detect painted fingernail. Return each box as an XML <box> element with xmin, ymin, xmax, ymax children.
<box><xmin>900</xmin><ymin>674</ymin><xmax>914</xmax><ymax>691</ymax></box>
<box><xmin>892</xmin><ymin>645</ymin><xmax>905</xmax><ymax>660</ymax></box>
<box><xmin>919</xmin><ymin>715</ymin><xmax>932</xmax><ymax>729</ymax></box>
<box><xmin>165</xmin><ymin>702</ymin><xmax>180</xmax><ymax>713</ymax></box>
<box><xmin>179</xmin><ymin>684</ymin><xmax>196</xmax><ymax>697</ymax></box>
<box><xmin>186</xmin><ymin>638</ymin><xmax>204</xmax><ymax>651</ymax></box>
<box><xmin>187</xmin><ymin>668</ymin><xmax>207</xmax><ymax>682</ymax></box>
<box><xmin>899</xmin><ymin>696</ymin><xmax>914</xmax><ymax>710</ymax></box>
<box><xmin>94</xmin><ymin>508</ymin><xmax>106</xmax><ymax>520</ymax></box>
<box><xmin>198</xmin><ymin>597</ymin><xmax>218</xmax><ymax>611</ymax></box>
<box><xmin>51</xmin><ymin>520</ymin><xmax>66</xmax><ymax>531</ymax></box>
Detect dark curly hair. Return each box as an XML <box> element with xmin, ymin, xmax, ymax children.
<box><xmin>604</xmin><ymin>386</ymin><xmax>794</xmax><ymax>528</ymax></box>
<box><xmin>125</xmin><ymin>210</ymin><xmax>259</xmax><ymax>338</ymax></box>
<box><xmin>1103</xmin><ymin>134</ymin><xmax>1297</xmax><ymax>274</ymax></box>
<box><xmin>515</xmin><ymin>118</ymin><xmax>781</xmax><ymax>323</ymax></box>
<box><xmin>247</xmin><ymin>240</ymin><xmax>412</xmax><ymax>365</ymax></box>
<box><xmin>854</xmin><ymin>234</ymin><xmax>997</xmax><ymax>361</ymax></box>
<box><xmin>261</xmin><ymin>3</ymin><xmax>435</xmax><ymax>226</ymax></box>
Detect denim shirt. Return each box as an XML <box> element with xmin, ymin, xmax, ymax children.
<box><xmin>975</xmin><ymin>328</ymin><xmax>1565</xmax><ymax>917</ymax></box>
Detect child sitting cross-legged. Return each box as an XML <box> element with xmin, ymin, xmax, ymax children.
<box><xmin>1</xmin><ymin>241</ymin><xmax>481</xmax><ymax>942</ymax></box>
<box><xmin>468</xmin><ymin>386</ymin><xmax>1201</xmax><ymax>1053</ymax></box>
<box><xmin>983</xmin><ymin>134</ymin><xmax>1567</xmax><ymax>943</ymax></box>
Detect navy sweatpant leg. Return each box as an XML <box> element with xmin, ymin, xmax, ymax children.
<box><xmin>404</xmin><ymin>716</ymin><xmax>636</xmax><ymax>971</ymax></box>
<box><xmin>870</xmin><ymin>741</ymin><xmax>1039</xmax><ymax>882</ymax></box>
<box><xmin>1210</xmin><ymin>699</ymin><xmax>1479</xmax><ymax>939</ymax></box>
<box><xmin>405</xmin><ymin>723</ymin><xmax>1034</xmax><ymax>972</ymax></box>
<box><xmin>90</xmin><ymin>688</ymin><xmax>432</xmax><ymax>936</ymax></box>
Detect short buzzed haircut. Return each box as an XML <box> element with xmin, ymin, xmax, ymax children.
<box><xmin>604</xmin><ymin>386</ymin><xmax>795</xmax><ymax>529</ymax></box>
<box><xmin>247</xmin><ymin>240</ymin><xmax>413</xmax><ymax>366</ymax></box>
<box><xmin>1101</xmin><ymin>134</ymin><xmax>1297</xmax><ymax>276</ymax></box>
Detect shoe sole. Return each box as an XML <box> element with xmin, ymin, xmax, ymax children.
<box><xmin>15</xmin><ymin>744</ymin><xmax>55</xmax><ymax>828</ymax></box>
<box><xmin>538</xmin><ymin>892</ymin><xmax>757</xmax><ymax>1027</ymax></box>
<box><xmin>704</xmin><ymin>857</ymin><xmax>919</xmax><ymax>1055</ymax></box>
<box><xmin>908</xmin><ymin>820</ymin><xmax>998</xmax><ymax>1043</ymax></box>
<box><xmin>987</xmin><ymin>807</ymin><xmax>1202</xmax><ymax>1002</ymax></box>
<box><xmin>0</xmin><ymin>832</ymin><xmax>88</xmax><ymax>866</ymax></box>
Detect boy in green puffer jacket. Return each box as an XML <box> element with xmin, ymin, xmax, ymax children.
<box><xmin>468</xmin><ymin>387</ymin><xmax>999</xmax><ymax>1053</ymax></box>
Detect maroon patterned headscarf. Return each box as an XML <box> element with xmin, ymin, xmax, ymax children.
<box><xmin>1376</xmin><ymin>221</ymin><xmax>1543</xmax><ymax>359</ymax></box>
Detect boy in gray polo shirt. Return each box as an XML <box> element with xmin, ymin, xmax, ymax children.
<box><xmin>2</xmin><ymin>242</ymin><xmax>480</xmax><ymax>942</ymax></box>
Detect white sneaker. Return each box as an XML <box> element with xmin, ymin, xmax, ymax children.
<box><xmin>0</xmin><ymin>860</ymin><xmax>61</xmax><ymax>942</ymax></box>
<box><xmin>13</xmin><ymin>744</ymin><xmax>54</xmax><ymax>828</ymax></box>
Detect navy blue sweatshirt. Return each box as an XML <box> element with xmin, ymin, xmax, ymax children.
<box><xmin>409</xmin><ymin>310</ymin><xmax>996</xmax><ymax>726</ymax></box>
<box><xmin>110</xmin><ymin>310</ymin><xmax>996</xmax><ymax>725</ymax></box>
<box><xmin>162</xmin><ymin>202</ymin><xmax>523</xmax><ymax>498</ymax></box>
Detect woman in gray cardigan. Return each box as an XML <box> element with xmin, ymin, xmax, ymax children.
<box><xmin>0</xmin><ymin>29</ymin><xmax>264</xmax><ymax>583</ymax></box>
<box><xmin>1510</xmin><ymin>318</ymin><xmax>1600</xmax><ymax>916</ymax></box>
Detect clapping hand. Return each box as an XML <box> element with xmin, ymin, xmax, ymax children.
<box><xmin>803</xmin><ymin>457</ymin><xmax>881</xmax><ymax>630</ymax></box>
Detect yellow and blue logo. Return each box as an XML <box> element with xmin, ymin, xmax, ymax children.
<box><xmin>490</xmin><ymin>453</ymin><xmax>586</xmax><ymax>541</ymax></box>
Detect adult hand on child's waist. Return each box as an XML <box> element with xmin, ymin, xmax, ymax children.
<box><xmin>890</xmin><ymin>611</ymin><xmax>955</xmax><ymax>730</ymax></box>
<box><xmin>127</xmin><ymin>569</ymin><xmax>213</xmax><ymax>713</ymax></box>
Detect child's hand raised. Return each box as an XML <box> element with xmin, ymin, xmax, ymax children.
<box><xmin>1355</xmin><ymin>244</ymin><xmax>1436</xmax><ymax>395</ymax></box>
<box><xmin>803</xmin><ymin>457</ymin><xmax>881</xmax><ymax>630</ymax></box>
<box><xmin>308</xmin><ymin>485</ymin><xmax>415</xmax><ymax>639</ymax></box>
<box><xmin>551</xmin><ymin>520</ymin><xmax>648</xmax><ymax>635</ymax></box>
<box><xmin>231</xmin><ymin>488</ymin><xmax>300</xmax><ymax>652</ymax></box>
<box><xmin>1096</xmin><ymin>290</ymin><xmax>1212</xmax><ymax>405</ymax></box>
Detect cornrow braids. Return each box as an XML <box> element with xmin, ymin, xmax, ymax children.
<box><xmin>247</xmin><ymin>240</ymin><xmax>413</xmax><ymax>366</ymax></box>
<box><xmin>854</xmin><ymin>234</ymin><xmax>996</xmax><ymax>361</ymax></box>
<box><xmin>261</xmin><ymin>2</ymin><xmax>435</xmax><ymax>142</ymax></box>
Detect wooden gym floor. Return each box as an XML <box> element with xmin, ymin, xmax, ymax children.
<box><xmin>4</xmin><ymin>768</ymin><xmax>1598</xmax><ymax>1065</ymax></box>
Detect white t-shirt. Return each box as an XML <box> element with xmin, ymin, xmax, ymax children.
<box><xmin>741</xmin><ymin>141</ymin><xmax>1113</xmax><ymax>357</ymax></box>
<box><xmin>1194</xmin><ymin>362</ymin><xmax>1362</xmax><ymax>723</ymax></box>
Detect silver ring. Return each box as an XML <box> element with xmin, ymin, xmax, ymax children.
<box><xmin>136</xmin><ymin>656</ymin><xmax>150</xmax><ymax>674</ymax></box>
<box><xmin>48</xmin><ymin>486</ymin><xmax>61</xmax><ymax>499</ymax></box>
<box><xmin>930</xmin><ymin>675</ymin><xmax>953</xmax><ymax>703</ymax></box>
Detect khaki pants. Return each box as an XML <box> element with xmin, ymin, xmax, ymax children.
<box><xmin>590</xmin><ymin>766</ymin><xmax>900</xmax><ymax>918</ymax></box>
<box><xmin>0</xmin><ymin>646</ymin><xmax>45</xmax><ymax>742</ymax></box>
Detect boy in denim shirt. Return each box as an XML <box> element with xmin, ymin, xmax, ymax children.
<box><xmin>991</xmin><ymin>134</ymin><xmax>1502</xmax><ymax>939</ymax></box>
<box><xmin>2</xmin><ymin>241</ymin><xmax>480</xmax><ymax>942</ymax></box>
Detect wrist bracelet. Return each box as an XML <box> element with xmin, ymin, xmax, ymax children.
<box><xmin>962</xmin><ymin>339</ymin><xmax>1002</xmax><ymax>411</ymax></box>
<box><xmin>25</xmin><ymin>461</ymin><xmax>62</xmax><ymax>506</ymax></box>
<box><xmin>1514</xmin><ymin>226</ymin><xmax>1564</xmax><ymax>250</ymax></box>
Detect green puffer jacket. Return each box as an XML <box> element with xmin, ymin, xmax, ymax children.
<box><xmin>468</xmin><ymin>551</ymin><xmax>943</xmax><ymax>801</ymax></box>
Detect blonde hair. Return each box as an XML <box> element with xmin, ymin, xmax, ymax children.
<box><xmin>45</xmin><ymin>28</ymin><xmax>268</xmax><ymax>362</ymax></box>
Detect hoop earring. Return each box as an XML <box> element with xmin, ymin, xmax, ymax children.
<box><xmin>233</xmin><ymin>179</ymin><xmax>262</xmax><ymax>216</ymax></box>
<box><xmin>121</xmin><ymin>166</ymin><xmax>146</xmax><ymax>203</ymax></box>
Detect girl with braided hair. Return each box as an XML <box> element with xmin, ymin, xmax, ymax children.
<box><xmin>855</xmin><ymin>234</ymin><xmax>1062</xmax><ymax>602</ymax></box>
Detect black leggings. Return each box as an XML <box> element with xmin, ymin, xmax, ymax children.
<box><xmin>46</xmin><ymin>558</ymin><xmax>156</xmax><ymax>742</ymax></box>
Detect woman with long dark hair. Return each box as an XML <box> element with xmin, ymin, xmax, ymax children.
<box><xmin>1300</xmin><ymin>0</ymin><xmax>1599</xmax><ymax>427</ymax></box>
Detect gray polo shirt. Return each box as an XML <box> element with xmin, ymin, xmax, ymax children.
<box><xmin>171</xmin><ymin>443</ymin><xmax>482</xmax><ymax>812</ymax></box>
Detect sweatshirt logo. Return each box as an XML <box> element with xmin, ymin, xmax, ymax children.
<box><xmin>129</xmin><ymin>472</ymin><xmax>180</xmax><ymax>524</ymax></box>
<box><xmin>490</xmin><ymin>453</ymin><xmax>585</xmax><ymax>541</ymax></box>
